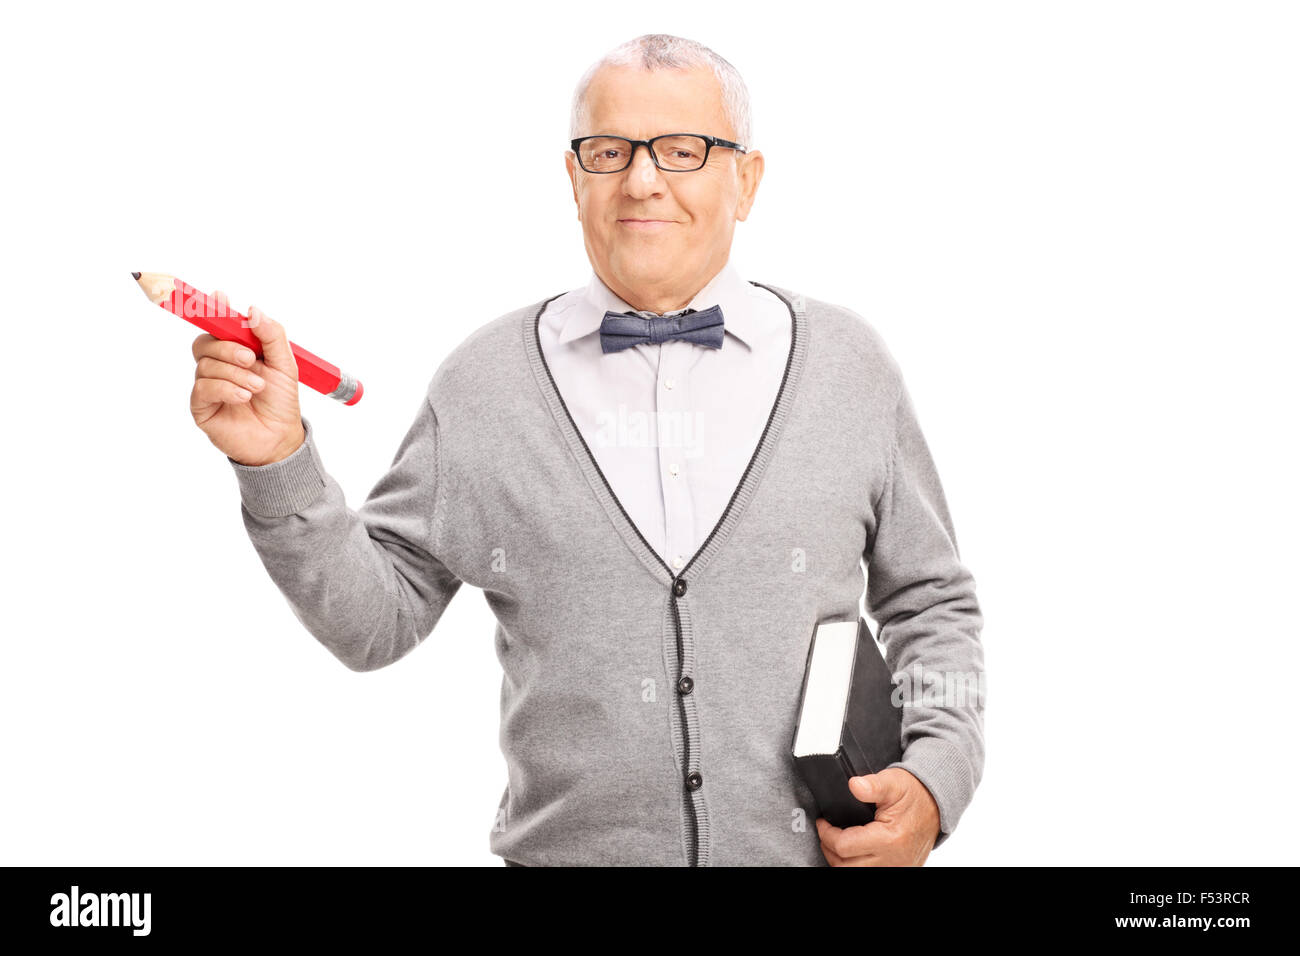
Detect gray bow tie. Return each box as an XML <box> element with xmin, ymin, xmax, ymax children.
<box><xmin>599</xmin><ymin>304</ymin><xmax>725</xmax><ymax>353</ymax></box>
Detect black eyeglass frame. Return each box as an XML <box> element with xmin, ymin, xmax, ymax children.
<box><xmin>569</xmin><ymin>133</ymin><xmax>748</xmax><ymax>173</ymax></box>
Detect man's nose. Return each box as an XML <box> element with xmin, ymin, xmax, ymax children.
<box><xmin>623</xmin><ymin>143</ymin><xmax>664</xmax><ymax>192</ymax></box>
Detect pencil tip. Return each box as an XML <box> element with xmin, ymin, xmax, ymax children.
<box><xmin>131</xmin><ymin>271</ymin><xmax>142</xmax><ymax>280</ymax></box>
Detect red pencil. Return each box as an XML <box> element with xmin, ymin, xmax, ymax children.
<box><xmin>132</xmin><ymin>271</ymin><xmax>363</xmax><ymax>406</ymax></box>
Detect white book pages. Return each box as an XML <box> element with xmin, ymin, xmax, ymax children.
<box><xmin>792</xmin><ymin>619</ymin><xmax>859</xmax><ymax>757</ymax></box>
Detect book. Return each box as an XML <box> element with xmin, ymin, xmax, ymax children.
<box><xmin>791</xmin><ymin>616</ymin><xmax>904</xmax><ymax>828</ymax></box>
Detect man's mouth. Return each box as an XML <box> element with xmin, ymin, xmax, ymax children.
<box><xmin>618</xmin><ymin>219</ymin><xmax>674</xmax><ymax>229</ymax></box>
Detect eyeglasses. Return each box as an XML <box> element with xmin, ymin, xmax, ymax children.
<box><xmin>570</xmin><ymin>133</ymin><xmax>748</xmax><ymax>173</ymax></box>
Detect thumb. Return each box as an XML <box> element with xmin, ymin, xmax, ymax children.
<box><xmin>244</xmin><ymin>305</ymin><xmax>298</xmax><ymax>380</ymax></box>
<box><xmin>848</xmin><ymin>771</ymin><xmax>899</xmax><ymax>807</ymax></box>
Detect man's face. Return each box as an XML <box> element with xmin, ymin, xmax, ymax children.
<box><xmin>566</xmin><ymin>64</ymin><xmax>764</xmax><ymax>313</ymax></box>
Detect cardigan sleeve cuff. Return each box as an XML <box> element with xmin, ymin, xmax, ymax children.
<box><xmin>885</xmin><ymin>735</ymin><xmax>976</xmax><ymax>850</ymax></box>
<box><xmin>226</xmin><ymin>417</ymin><xmax>327</xmax><ymax>518</ymax></box>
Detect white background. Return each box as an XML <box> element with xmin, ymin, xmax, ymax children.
<box><xmin>1</xmin><ymin>0</ymin><xmax>1296</xmax><ymax>866</ymax></box>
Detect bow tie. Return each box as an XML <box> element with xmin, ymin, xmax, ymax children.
<box><xmin>599</xmin><ymin>304</ymin><xmax>725</xmax><ymax>354</ymax></box>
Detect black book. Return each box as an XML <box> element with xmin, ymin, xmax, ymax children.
<box><xmin>791</xmin><ymin>616</ymin><xmax>904</xmax><ymax>828</ymax></box>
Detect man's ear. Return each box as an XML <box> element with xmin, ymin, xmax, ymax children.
<box><xmin>734</xmin><ymin>149</ymin><xmax>764</xmax><ymax>222</ymax></box>
<box><xmin>565</xmin><ymin>151</ymin><xmax>581</xmax><ymax>219</ymax></box>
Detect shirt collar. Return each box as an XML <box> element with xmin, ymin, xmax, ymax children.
<box><xmin>557</xmin><ymin>258</ymin><xmax>763</xmax><ymax>350</ymax></box>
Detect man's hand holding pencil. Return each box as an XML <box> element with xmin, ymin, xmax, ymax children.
<box><xmin>190</xmin><ymin>290</ymin><xmax>306</xmax><ymax>467</ymax></box>
<box><xmin>130</xmin><ymin>269</ymin><xmax>361</xmax><ymax>464</ymax></box>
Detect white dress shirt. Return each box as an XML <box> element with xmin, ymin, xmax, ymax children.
<box><xmin>537</xmin><ymin>257</ymin><xmax>793</xmax><ymax>570</ymax></box>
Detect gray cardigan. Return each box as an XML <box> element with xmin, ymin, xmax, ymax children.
<box><xmin>228</xmin><ymin>282</ymin><xmax>986</xmax><ymax>866</ymax></box>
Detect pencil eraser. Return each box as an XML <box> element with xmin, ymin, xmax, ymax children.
<box><xmin>345</xmin><ymin>379</ymin><xmax>364</xmax><ymax>406</ymax></box>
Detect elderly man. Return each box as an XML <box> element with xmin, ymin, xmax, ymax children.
<box><xmin>190</xmin><ymin>34</ymin><xmax>985</xmax><ymax>867</ymax></box>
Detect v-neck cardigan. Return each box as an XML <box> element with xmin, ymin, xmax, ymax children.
<box><xmin>228</xmin><ymin>281</ymin><xmax>986</xmax><ymax>866</ymax></box>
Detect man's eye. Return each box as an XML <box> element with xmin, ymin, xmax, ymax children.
<box><xmin>602</xmin><ymin>149</ymin><xmax>626</xmax><ymax>160</ymax></box>
<box><xmin>672</xmin><ymin>150</ymin><xmax>699</xmax><ymax>160</ymax></box>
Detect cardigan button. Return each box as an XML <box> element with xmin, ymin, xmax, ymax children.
<box><xmin>677</xmin><ymin>675</ymin><xmax>694</xmax><ymax>695</ymax></box>
<box><xmin>685</xmin><ymin>771</ymin><xmax>703</xmax><ymax>791</ymax></box>
<box><xmin>673</xmin><ymin>578</ymin><xmax>687</xmax><ymax>597</ymax></box>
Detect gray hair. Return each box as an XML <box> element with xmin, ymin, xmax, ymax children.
<box><xmin>569</xmin><ymin>34</ymin><xmax>753</xmax><ymax>149</ymax></box>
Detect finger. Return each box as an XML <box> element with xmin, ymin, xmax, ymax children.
<box><xmin>819</xmin><ymin>817</ymin><xmax>893</xmax><ymax>860</ymax></box>
<box><xmin>817</xmin><ymin>818</ymin><xmax>874</xmax><ymax>866</ymax></box>
<box><xmin>192</xmin><ymin>332</ymin><xmax>218</xmax><ymax>362</ymax></box>
<box><xmin>193</xmin><ymin>333</ymin><xmax>258</xmax><ymax>368</ymax></box>
<box><xmin>821</xmin><ymin>842</ymin><xmax>848</xmax><ymax>866</ymax></box>
<box><xmin>816</xmin><ymin>819</ymin><xmax>844</xmax><ymax>866</ymax></box>
<box><xmin>244</xmin><ymin>305</ymin><xmax>298</xmax><ymax>380</ymax></box>
<box><xmin>194</xmin><ymin>355</ymin><xmax>266</xmax><ymax>392</ymax></box>
<box><xmin>191</xmin><ymin>377</ymin><xmax>252</xmax><ymax>412</ymax></box>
